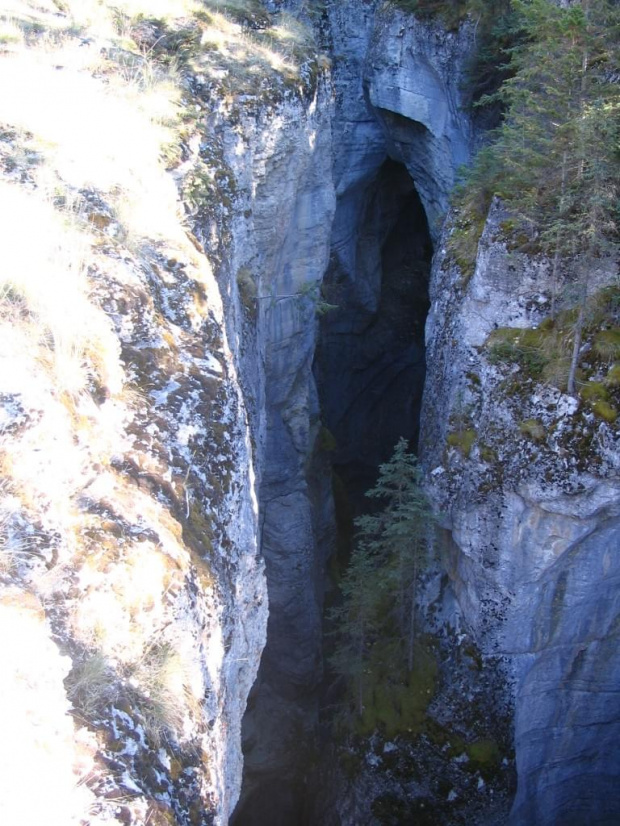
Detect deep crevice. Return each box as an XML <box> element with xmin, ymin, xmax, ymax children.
<box><xmin>233</xmin><ymin>158</ymin><xmax>433</xmax><ymax>826</ymax></box>
<box><xmin>316</xmin><ymin>158</ymin><xmax>432</xmax><ymax>507</ymax></box>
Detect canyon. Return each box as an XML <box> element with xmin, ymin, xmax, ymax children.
<box><xmin>0</xmin><ymin>1</ymin><xmax>618</xmax><ymax>825</ymax></box>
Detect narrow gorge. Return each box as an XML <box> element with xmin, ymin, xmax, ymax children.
<box><xmin>1</xmin><ymin>1</ymin><xmax>618</xmax><ymax>826</ymax></box>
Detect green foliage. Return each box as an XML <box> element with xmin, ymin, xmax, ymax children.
<box><xmin>467</xmin><ymin>1</ymin><xmax>522</xmax><ymax>108</ymax></box>
<box><xmin>579</xmin><ymin>381</ymin><xmax>608</xmax><ymax>402</ymax></box>
<box><xmin>467</xmin><ymin>738</ymin><xmax>501</xmax><ymax>777</ymax></box>
<box><xmin>451</xmin><ymin>0</ymin><xmax>620</xmax><ymax>295</ymax></box>
<box><xmin>483</xmin><ymin>288</ymin><xmax>620</xmax><ymax>412</ymax></box>
<box><xmin>356</xmin><ymin>638</ymin><xmax>438</xmax><ymax>738</ymax></box>
<box><xmin>594</xmin><ymin>329</ymin><xmax>620</xmax><ymax>361</ymax></box>
<box><xmin>446</xmin><ymin>147</ymin><xmax>503</xmax><ymax>282</ymax></box>
<box><xmin>605</xmin><ymin>364</ymin><xmax>620</xmax><ymax>388</ymax></box>
<box><xmin>480</xmin><ymin>444</ymin><xmax>497</xmax><ymax>463</ymax></box>
<box><xmin>487</xmin><ymin>327</ymin><xmax>548</xmax><ymax>377</ymax></box>
<box><xmin>330</xmin><ymin>439</ymin><xmax>436</xmax><ymax>724</ymax></box>
<box><xmin>591</xmin><ymin>400</ymin><xmax>618</xmax><ymax>423</ymax></box>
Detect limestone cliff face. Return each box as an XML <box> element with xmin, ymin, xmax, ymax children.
<box><xmin>364</xmin><ymin>4</ymin><xmax>473</xmax><ymax>238</ymax></box>
<box><xmin>317</xmin><ymin>0</ymin><xmax>474</xmax><ymax>493</ymax></box>
<box><xmin>211</xmin><ymin>76</ymin><xmax>338</xmax><ymax>787</ymax></box>
<box><xmin>0</xmin><ymin>167</ymin><xmax>267</xmax><ymax>825</ymax></box>
<box><xmin>328</xmin><ymin>0</ymin><xmax>472</xmax><ymax>250</ymax></box>
<box><xmin>421</xmin><ymin>201</ymin><xmax>620</xmax><ymax>824</ymax></box>
<box><xmin>0</xmin><ymin>4</ymin><xmax>328</xmax><ymax>823</ymax></box>
<box><xmin>233</xmin><ymin>5</ymin><xmax>476</xmax><ymax>810</ymax></box>
<box><xmin>4</xmin><ymin>3</ymin><xmax>619</xmax><ymax>824</ymax></box>
<box><xmin>1</xmin><ymin>3</ymin><xmax>336</xmax><ymax>822</ymax></box>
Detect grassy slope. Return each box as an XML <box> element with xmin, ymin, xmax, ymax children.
<box><xmin>0</xmin><ymin>2</ymin><xmax>321</xmax><ymax>824</ymax></box>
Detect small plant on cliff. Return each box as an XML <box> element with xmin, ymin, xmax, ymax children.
<box><xmin>330</xmin><ymin>439</ymin><xmax>435</xmax><ymax>723</ymax></box>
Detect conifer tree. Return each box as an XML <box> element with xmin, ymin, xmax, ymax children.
<box><xmin>331</xmin><ymin>439</ymin><xmax>434</xmax><ymax>716</ymax></box>
<box><xmin>468</xmin><ymin>0</ymin><xmax>619</xmax><ymax>392</ymax></box>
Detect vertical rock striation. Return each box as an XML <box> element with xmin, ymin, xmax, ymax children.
<box><xmin>316</xmin><ymin>0</ymin><xmax>474</xmax><ymax>497</ymax></box>
<box><xmin>6</xmin><ymin>4</ymin><xmax>618</xmax><ymax>824</ymax></box>
<box><xmin>219</xmin><ymin>77</ymin><xmax>338</xmax><ymax>812</ymax></box>
<box><xmin>421</xmin><ymin>201</ymin><xmax>620</xmax><ymax>824</ymax></box>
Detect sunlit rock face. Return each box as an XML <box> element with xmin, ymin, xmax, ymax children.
<box><xmin>421</xmin><ymin>201</ymin><xmax>620</xmax><ymax>825</ymax></box>
<box><xmin>0</xmin><ymin>171</ymin><xmax>267</xmax><ymax>826</ymax></box>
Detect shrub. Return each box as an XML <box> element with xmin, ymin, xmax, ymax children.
<box><xmin>579</xmin><ymin>382</ymin><xmax>608</xmax><ymax>403</ymax></box>
<box><xmin>65</xmin><ymin>652</ymin><xmax>117</xmax><ymax>718</ymax></box>
<box><xmin>128</xmin><ymin>642</ymin><xmax>190</xmax><ymax>746</ymax></box>
<box><xmin>604</xmin><ymin>364</ymin><xmax>620</xmax><ymax>388</ymax></box>
<box><xmin>593</xmin><ymin>329</ymin><xmax>620</xmax><ymax>361</ymax></box>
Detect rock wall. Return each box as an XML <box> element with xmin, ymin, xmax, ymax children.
<box><xmin>0</xmin><ymin>132</ymin><xmax>266</xmax><ymax>825</ymax></box>
<box><xmin>232</xmin><ymin>5</ymin><xmax>477</xmax><ymax>812</ymax></box>
<box><xmin>0</xmin><ymin>4</ymin><xmax>332</xmax><ymax>823</ymax></box>
<box><xmin>5</xmin><ymin>3</ymin><xmax>618</xmax><ymax>825</ymax></box>
<box><xmin>328</xmin><ymin>0</ymin><xmax>473</xmax><ymax>255</ymax></box>
<box><xmin>421</xmin><ymin>201</ymin><xmax>620</xmax><ymax>823</ymax></box>
<box><xmin>219</xmin><ymin>76</ymin><xmax>338</xmax><ymax>806</ymax></box>
<box><xmin>316</xmin><ymin>0</ymin><xmax>474</xmax><ymax>497</ymax></box>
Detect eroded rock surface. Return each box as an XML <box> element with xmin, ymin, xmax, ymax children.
<box><xmin>421</xmin><ymin>200</ymin><xmax>620</xmax><ymax>824</ymax></box>
<box><xmin>316</xmin><ymin>0</ymin><xmax>473</xmax><ymax>501</ymax></box>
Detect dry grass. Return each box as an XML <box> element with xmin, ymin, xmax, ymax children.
<box><xmin>65</xmin><ymin>651</ymin><xmax>118</xmax><ymax>719</ymax></box>
<box><xmin>66</xmin><ymin>638</ymin><xmax>200</xmax><ymax>746</ymax></box>
<box><xmin>0</xmin><ymin>2</ymin><xmax>255</xmax><ymax>819</ymax></box>
<box><xmin>128</xmin><ymin>642</ymin><xmax>193</xmax><ymax>745</ymax></box>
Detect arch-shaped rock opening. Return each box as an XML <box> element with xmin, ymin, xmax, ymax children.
<box><xmin>315</xmin><ymin>157</ymin><xmax>433</xmax><ymax>507</ymax></box>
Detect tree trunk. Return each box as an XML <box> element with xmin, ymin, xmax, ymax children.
<box><xmin>567</xmin><ymin>282</ymin><xmax>587</xmax><ymax>397</ymax></box>
<box><xmin>550</xmin><ymin>149</ymin><xmax>568</xmax><ymax>319</ymax></box>
<box><xmin>356</xmin><ymin>624</ymin><xmax>365</xmax><ymax>718</ymax></box>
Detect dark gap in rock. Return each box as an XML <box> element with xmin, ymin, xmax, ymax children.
<box><xmin>316</xmin><ymin>158</ymin><xmax>432</xmax><ymax>511</ymax></box>
<box><xmin>232</xmin><ymin>158</ymin><xmax>433</xmax><ymax>826</ymax></box>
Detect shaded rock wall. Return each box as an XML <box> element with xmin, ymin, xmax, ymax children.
<box><xmin>315</xmin><ymin>0</ymin><xmax>474</xmax><ymax>501</ymax></box>
<box><xmin>421</xmin><ymin>201</ymin><xmax>620</xmax><ymax>824</ymax></box>
<box><xmin>316</xmin><ymin>159</ymin><xmax>431</xmax><ymax>496</ymax></box>
<box><xmin>212</xmin><ymin>78</ymin><xmax>337</xmax><ymax>821</ymax></box>
<box><xmin>511</xmin><ymin>516</ymin><xmax>620</xmax><ymax>825</ymax></box>
<box><xmin>227</xmin><ymin>3</ymin><xmax>477</xmax><ymax>820</ymax></box>
<box><xmin>365</xmin><ymin>5</ymin><xmax>473</xmax><ymax>240</ymax></box>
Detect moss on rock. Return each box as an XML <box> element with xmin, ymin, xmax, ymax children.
<box><xmin>592</xmin><ymin>400</ymin><xmax>618</xmax><ymax>423</ymax></box>
<box><xmin>447</xmin><ymin>428</ymin><xmax>476</xmax><ymax>458</ymax></box>
<box><xmin>519</xmin><ymin>418</ymin><xmax>545</xmax><ymax>442</ymax></box>
<box><xmin>357</xmin><ymin>639</ymin><xmax>438</xmax><ymax>739</ymax></box>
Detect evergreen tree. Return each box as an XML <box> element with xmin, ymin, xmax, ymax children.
<box><xmin>463</xmin><ymin>0</ymin><xmax>619</xmax><ymax>392</ymax></box>
<box><xmin>331</xmin><ymin>439</ymin><xmax>435</xmax><ymax>717</ymax></box>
